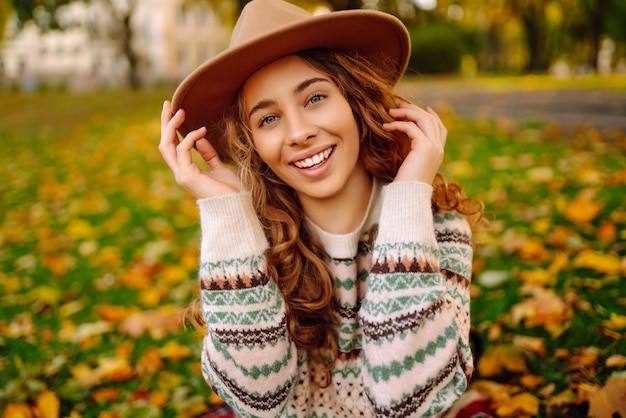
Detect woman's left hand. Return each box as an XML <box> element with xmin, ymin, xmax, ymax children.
<box><xmin>383</xmin><ymin>102</ymin><xmax>447</xmax><ymax>185</ymax></box>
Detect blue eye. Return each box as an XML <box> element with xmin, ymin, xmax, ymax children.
<box><xmin>308</xmin><ymin>94</ymin><xmax>325</xmax><ymax>105</ymax></box>
<box><xmin>260</xmin><ymin>115</ymin><xmax>278</xmax><ymax>127</ymax></box>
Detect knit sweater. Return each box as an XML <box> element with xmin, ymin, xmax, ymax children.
<box><xmin>196</xmin><ymin>180</ymin><xmax>474</xmax><ymax>418</ymax></box>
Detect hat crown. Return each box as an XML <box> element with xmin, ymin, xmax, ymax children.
<box><xmin>230</xmin><ymin>0</ymin><xmax>312</xmax><ymax>48</ymax></box>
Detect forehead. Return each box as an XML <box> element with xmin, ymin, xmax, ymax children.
<box><xmin>242</xmin><ymin>55</ymin><xmax>326</xmax><ymax>100</ymax></box>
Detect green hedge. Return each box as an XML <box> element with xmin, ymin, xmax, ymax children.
<box><xmin>407</xmin><ymin>23</ymin><xmax>477</xmax><ymax>74</ymax></box>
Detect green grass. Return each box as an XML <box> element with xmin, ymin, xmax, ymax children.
<box><xmin>1</xmin><ymin>83</ymin><xmax>625</xmax><ymax>417</ymax></box>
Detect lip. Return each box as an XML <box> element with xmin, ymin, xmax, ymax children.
<box><xmin>290</xmin><ymin>145</ymin><xmax>335</xmax><ymax>167</ymax></box>
<box><xmin>290</xmin><ymin>145</ymin><xmax>335</xmax><ymax>178</ymax></box>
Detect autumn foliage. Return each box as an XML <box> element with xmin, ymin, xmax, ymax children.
<box><xmin>1</xmin><ymin>84</ymin><xmax>625</xmax><ymax>417</ymax></box>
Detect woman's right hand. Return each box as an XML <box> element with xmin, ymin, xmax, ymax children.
<box><xmin>159</xmin><ymin>100</ymin><xmax>241</xmax><ymax>199</ymax></box>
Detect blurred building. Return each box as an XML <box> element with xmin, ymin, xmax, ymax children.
<box><xmin>0</xmin><ymin>0</ymin><xmax>229</xmax><ymax>90</ymax></box>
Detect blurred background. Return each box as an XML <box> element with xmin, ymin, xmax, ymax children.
<box><xmin>1</xmin><ymin>0</ymin><xmax>625</xmax><ymax>90</ymax></box>
<box><xmin>1</xmin><ymin>1</ymin><xmax>625</xmax><ymax>418</ymax></box>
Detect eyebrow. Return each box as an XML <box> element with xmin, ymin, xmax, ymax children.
<box><xmin>247</xmin><ymin>77</ymin><xmax>330</xmax><ymax>120</ymax></box>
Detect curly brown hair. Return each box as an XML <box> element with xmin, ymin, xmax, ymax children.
<box><xmin>186</xmin><ymin>49</ymin><xmax>483</xmax><ymax>377</ymax></box>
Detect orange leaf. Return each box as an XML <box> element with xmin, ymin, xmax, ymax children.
<box><xmin>70</xmin><ymin>364</ymin><xmax>100</xmax><ymax>387</ymax></box>
<box><xmin>510</xmin><ymin>286</ymin><xmax>572</xmax><ymax>337</ymax></box>
<box><xmin>495</xmin><ymin>392</ymin><xmax>540</xmax><ymax>417</ymax></box>
<box><xmin>160</xmin><ymin>341</ymin><xmax>191</xmax><ymax>361</ymax></box>
<box><xmin>520</xmin><ymin>374</ymin><xmax>545</xmax><ymax>389</ymax></box>
<box><xmin>3</xmin><ymin>403</ymin><xmax>34</xmax><ymax>418</ymax></box>
<box><xmin>587</xmin><ymin>377</ymin><xmax>626</xmax><ymax>418</ymax></box>
<box><xmin>606</xmin><ymin>355</ymin><xmax>626</xmax><ymax>368</ymax></box>
<box><xmin>597</xmin><ymin>221</ymin><xmax>617</xmax><ymax>245</ymax></box>
<box><xmin>477</xmin><ymin>345</ymin><xmax>527</xmax><ymax>377</ymax></box>
<box><xmin>95</xmin><ymin>304</ymin><xmax>138</xmax><ymax>322</ymax></box>
<box><xmin>95</xmin><ymin>357</ymin><xmax>134</xmax><ymax>382</ymax></box>
<box><xmin>136</xmin><ymin>347</ymin><xmax>164</xmax><ymax>375</ymax></box>
<box><xmin>563</xmin><ymin>192</ymin><xmax>602</xmax><ymax>224</ymax></box>
<box><xmin>35</xmin><ymin>391</ymin><xmax>60</xmax><ymax>418</ymax></box>
<box><xmin>92</xmin><ymin>388</ymin><xmax>122</xmax><ymax>403</ymax></box>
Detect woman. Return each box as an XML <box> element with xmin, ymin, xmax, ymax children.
<box><xmin>159</xmin><ymin>0</ymin><xmax>483</xmax><ymax>417</ymax></box>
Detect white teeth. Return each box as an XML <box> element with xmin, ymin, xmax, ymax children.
<box><xmin>294</xmin><ymin>147</ymin><xmax>333</xmax><ymax>168</ymax></box>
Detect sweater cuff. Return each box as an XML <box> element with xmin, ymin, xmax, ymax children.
<box><xmin>197</xmin><ymin>192</ymin><xmax>268</xmax><ymax>262</ymax></box>
<box><xmin>377</xmin><ymin>181</ymin><xmax>436</xmax><ymax>245</ymax></box>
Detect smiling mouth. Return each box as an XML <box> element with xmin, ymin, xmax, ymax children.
<box><xmin>293</xmin><ymin>146</ymin><xmax>334</xmax><ymax>169</ymax></box>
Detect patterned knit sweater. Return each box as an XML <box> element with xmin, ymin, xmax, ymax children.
<box><xmin>196</xmin><ymin>180</ymin><xmax>474</xmax><ymax>417</ymax></box>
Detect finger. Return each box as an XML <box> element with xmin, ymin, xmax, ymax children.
<box><xmin>175</xmin><ymin>126</ymin><xmax>207</xmax><ymax>169</ymax></box>
<box><xmin>196</xmin><ymin>138</ymin><xmax>226</xmax><ymax>171</ymax></box>
<box><xmin>426</xmin><ymin>106</ymin><xmax>448</xmax><ymax>146</ymax></box>
<box><xmin>389</xmin><ymin>105</ymin><xmax>443</xmax><ymax>146</ymax></box>
<box><xmin>159</xmin><ymin>106</ymin><xmax>186</xmax><ymax>162</ymax></box>
<box><xmin>383</xmin><ymin>120</ymin><xmax>430</xmax><ymax>145</ymax></box>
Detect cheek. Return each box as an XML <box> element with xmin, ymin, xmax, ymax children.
<box><xmin>252</xmin><ymin>134</ymin><xmax>280</xmax><ymax>166</ymax></box>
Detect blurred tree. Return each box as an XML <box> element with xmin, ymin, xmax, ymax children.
<box><xmin>577</xmin><ymin>0</ymin><xmax>626</xmax><ymax>69</ymax></box>
<box><xmin>508</xmin><ymin>0</ymin><xmax>549</xmax><ymax>71</ymax></box>
<box><xmin>6</xmin><ymin>0</ymin><xmax>142</xmax><ymax>89</ymax></box>
<box><xmin>0</xmin><ymin>0</ymin><xmax>13</xmax><ymax>41</ymax></box>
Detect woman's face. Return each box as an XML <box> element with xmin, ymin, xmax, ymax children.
<box><xmin>242</xmin><ymin>55</ymin><xmax>367</xmax><ymax>206</ymax></box>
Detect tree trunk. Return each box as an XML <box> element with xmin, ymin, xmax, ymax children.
<box><xmin>589</xmin><ymin>0</ymin><xmax>608</xmax><ymax>70</ymax></box>
<box><xmin>121</xmin><ymin>11</ymin><xmax>140</xmax><ymax>89</ymax></box>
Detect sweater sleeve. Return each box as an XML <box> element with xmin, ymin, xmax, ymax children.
<box><xmin>359</xmin><ymin>181</ymin><xmax>473</xmax><ymax>417</ymax></box>
<box><xmin>196</xmin><ymin>192</ymin><xmax>297</xmax><ymax>417</ymax></box>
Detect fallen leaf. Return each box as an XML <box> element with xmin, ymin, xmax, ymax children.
<box><xmin>92</xmin><ymin>388</ymin><xmax>122</xmax><ymax>403</ymax></box>
<box><xmin>586</xmin><ymin>376</ymin><xmax>626</xmax><ymax>418</ymax></box>
<box><xmin>2</xmin><ymin>403</ymin><xmax>34</xmax><ymax>418</ymax></box>
<box><xmin>597</xmin><ymin>221</ymin><xmax>617</xmax><ymax>245</ymax></box>
<box><xmin>477</xmin><ymin>344</ymin><xmax>527</xmax><ymax>377</ymax></box>
<box><xmin>602</xmin><ymin>312</ymin><xmax>626</xmax><ymax>330</ymax></box>
<box><xmin>606</xmin><ymin>355</ymin><xmax>626</xmax><ymax>368</ymax></box>
<box><xmin>513</xmin><ymin>335</ymin><xmax>547</xmax><ymax>356</ymax></box>
<box><xmin>495</xmin><ymin>392</ymin><xmax>540</xmax><ymax>417</ymax></box>
<box><xmin>563</xmin><ymin>192</ymin><xmax>602</xmax><ymax>224</ymax></box>
<box><xmin>509</xmin><ymin>286</ymin><xmax>573</xmax><ymax>337</ymax></box>
<box><xmin>35</xmin><ymin>390</ymin><xmax>60</xmax><ymax>418</ymax></box>
<box><xmin>573</xmin><ymin>250</ymin><xmax>622</xmax><ymax>275</ymax></box>
<box><xmin>160</xmin><ymin>341</ymin><xmax>191</xmax><ymax>360</ymax></box>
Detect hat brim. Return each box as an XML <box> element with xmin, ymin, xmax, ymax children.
<box><xmin>171</xmin><ymin>10</ymin><xmax>410</xmax><ymax>162</ymax></box>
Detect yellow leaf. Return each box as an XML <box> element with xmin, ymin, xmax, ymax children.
<box><xmin>518</xmin><ymin>238</ymin><xmax>550</xmax><ymax>261</ymax></box>
<box><xmin>573</xmin><ymin>250</ymin><xmax>622</xmax><ymax>274</ymax></box>
<box><xmin>35</xmin><ymin>391</ymin><xmax>60</xmax><ymax>418</ymax></box>
<box><xmin>160</xmin><ymin>265</ymin><xmax>189</xmax><ymax>284</ymax></box>
<box><xmin>70</xmin><ymin>364</ymin><xmax>100</xmax><ymax>387</ymax></box>
<box><xmin>470</xmin><ymin>380</ymin><xmax>513</xmax><ymax>403</ymax></box>
<box><xmin>160</xmin><ymin>341</ymin><xmax>191</xmax><ymax>360</ymax></box>
<box><xmin>95</xmin><ymin>304</ymin><xmax>139</xmax><ymax>322</ymax></box>
<box><xmin>3</xmin><ymin>403</ymin><xmax>34</xmax><ymax>418</ymax></box>
<box><xmin>136</xmin><ymin>347</ymin><xmax>164</xmax><ymax>375</ymax></box>
<box><xmin>477</xmin><ymin>345</ymin><xmax>527</xmax><ymax>377</ymax></box>
<box><xmin>602</xmin><ymin>312</ymin><xmax>626</xmax><ymax>330</ymax></box>
<box><xmin>520</xmin><ymin>374</ymin><xmax>544</xmax><ymax>389</ymax></box>
<box><xmin>495</xmin><ymin>392</ymin><xmax>540</xmax><ymax>417</ymax></box>
<box><xmin>513</xmin><ymin>335</ymin><xmax>547</xmax><ymax>356</ymax></box>
<box><xmin>563</xmin><ymin>192</ymin><xmax>602</xmax><ymax>224</ymax></box>
<box><xmin>95</xmin><ymin>357</ymin><xmax>134</xmax><ymax>382</ymax></box>
<box><xmin>65</xmin><ymin>219</ymin><xmax>96</xmax><ymax>240</ymax></box>
<box><xmin>518</xmin><ymin>268</ymin><xmax>553</xmax><ymax>286</ymax></box>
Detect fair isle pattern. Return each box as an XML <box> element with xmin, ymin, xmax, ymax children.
<box><xmin>195</xmin><ymin>183</ymin><xmax>474</xmax><ymax>417</ymax></box>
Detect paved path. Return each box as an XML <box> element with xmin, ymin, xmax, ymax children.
<box><xmin>397</xmin><ymin>79</ymin><xmax>626</xmax><ymax>132</ymax></box>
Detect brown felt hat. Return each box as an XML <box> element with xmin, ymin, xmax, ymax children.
<box><xmin>171</xmin><ymin>0</ymin><xmax>410</xmax><ymax>162</ymax></box>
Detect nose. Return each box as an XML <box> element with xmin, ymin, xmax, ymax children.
<box><xmin>285</xmin><ymin>110</ymin><xmax>316</xmax><ymax>146</ymax></box>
